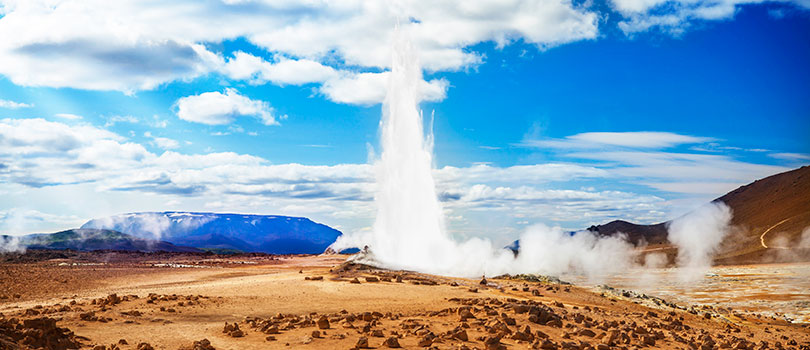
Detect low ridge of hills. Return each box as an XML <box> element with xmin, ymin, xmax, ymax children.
<box><xmin>5</xmin><ymin>229</ymin><xmax>200</xmax><ymax>253</ymax></box>
<box><xmin>586</xmin><ymin>220</ymin><xmax>668</xmax><ymax>246</ymax></box>
<box><xmin>586</xmin><ymin>165</ymin><xmax>810</xmax><ymax>264</ymax></box>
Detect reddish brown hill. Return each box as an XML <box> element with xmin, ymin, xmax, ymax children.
<box><xmin>713</xmin><ymin>165</ymin><xmax>810</xmax><ymax>264</ymax></box>
<box><xmin>590</xmin><ymin>165</ymin><xmax>810</xmax><ymax>265</ymax></box>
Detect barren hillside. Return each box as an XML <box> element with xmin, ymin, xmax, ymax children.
<box><xmin>591</xmin><ymin>165</ymin><xmax>810</xmax><ymax>264</ymax></box>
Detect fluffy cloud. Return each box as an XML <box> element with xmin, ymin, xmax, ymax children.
<box><xmin>610</xmin><ymin>0</ymin><xmax>810</xmax><ymax>34</ymax></box>
<box><xmin>0</xmin><ymin>99</ymin><xmax>32</xmax><ymax>109</ymax></box>
<box><xmin>0</xmin><ymin>0</ymin><xmax>597</xmax><ymax>98</ymax></box>
<box><xmin>0</xmin><ymin>208</ymin><xmax>82</xmax><ymax>235</ymax></box>
<box><xmin>0</xmin><ymin>118</ymin><xmax>150</xmax><ymax>187</ymax></box>
<box><xmin>175</xmin><ymin>88</ymin><xmax>278</xmax><ymax>125</ymax></box>
<box><xmin>221</xmin><ymin>52</ymin><xmax>339</xmax><ymax>85</ymax></box>
<box><xmin>143</xmin><ymin>132</ymin><xmax>180</xmax><ymax>150</ymax></box>
<box><xmin>54</xmin><ymin>113</ymin><xmax>82</xmax><ymax>120</ymax></box>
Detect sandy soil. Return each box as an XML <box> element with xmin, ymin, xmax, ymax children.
<box><xmin>1</xmin><ymin>252</ymin><xmax>809</xmax><ymax>350</ymax></box>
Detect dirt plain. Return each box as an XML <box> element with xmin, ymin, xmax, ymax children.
<box><xmin>1</xmin><ymin>250</ymin><xmax>809</xmax><ymax>350</ymax></box>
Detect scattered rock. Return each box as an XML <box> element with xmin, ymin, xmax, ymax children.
<box><xmin>223</xmin><ymin>322</ymin><xmax>244</xmax><ymax>337</ymax></box>
<box><xmin>383</xmin><ymin>336</ymin><xmax>401</xmax><ymax>348</ymax></box>
<box><xmin>0</xmin><ymin>317</ymin><xmax>82</xmax><ymax>350</ymax></box>
<box><xmin>484</xmin><ymin>336</ymin><xmax>505</xmax><ymax>350</ymax></box>
<box><xmin>354</xmin><ymin>336</ymin><xmax>370</xmax><ymax>349</ymax></box>
<box><xmin>180</xmin><ymin>339</ymin><xmax>215</xmax><ymax>350</ymax></box>
<box><xmin>317</xmin><ymin>316</ymin><xmax>330</xmax><ymax>329</ymax></box>
<box><xmin>578</xmin><ymin>329</ymin><xmax>596</xmax><ymax>337</ymax></box>
<box><xmin>418</xmin><ymin>334</ymin><xmax>435</xmax><ymax>347</ymax></box>
<box><xmin>452</xmin><ymin>329</ymin><xmax>469</xmax><ymax>341</ymax></box>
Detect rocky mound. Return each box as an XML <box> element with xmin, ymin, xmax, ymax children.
<box><xmin>0</xmin><ymin>317</ymin><xmax>82</xmax><ymax>350</ymax></box>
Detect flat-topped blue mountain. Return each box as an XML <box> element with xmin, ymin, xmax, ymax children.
<box><xmin>81</xmin><ymin>212</ymin><xmax>342</xmax><ymax>254</ymax></box>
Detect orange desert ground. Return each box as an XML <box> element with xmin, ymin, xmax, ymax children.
<box><xmin>1</xmin><ymin>250</ymin><xmax>809</xmax><ymax>350</ymax></box>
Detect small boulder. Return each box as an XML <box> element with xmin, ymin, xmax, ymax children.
<box><xmin>355</xmin><ymin>336</ymin><xmax>370</xmax><ymax>349</ymax></box>
<box><xmin>317</xmin><ymin>316</ymin><xmax>330</xmax><ymax>329</ymax></box>
<box><xmin>383</xmin><ymin>336</ymin><xmax>401</xmax><ymax>348</ymax></box>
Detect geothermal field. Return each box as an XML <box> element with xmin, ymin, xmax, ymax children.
<box><xmin>0</xmin><ymin>251</ymin><xmax>809</xmax><ymax>350</ymax></box>
<box><xmin>2</xmin><ymin>34</ymin><xmax>809</xmax><ymax>350</ymax></box>
<box><xmin>2</xmin><ymin>2</ymin><xmax>810</xmax><ymax>350</ymax></box>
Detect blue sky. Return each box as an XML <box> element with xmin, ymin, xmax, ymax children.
<box><xmin>0</xmin><ymin>0</ymin><xmax>808</xmax><ymax>244</ymax></box>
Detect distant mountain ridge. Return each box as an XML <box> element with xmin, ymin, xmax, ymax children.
<box><xmin>586</xmin><ymin>220</ymin><xmax>668</xmax><ymax>246</ymax></box>
<box><xmin>9</xmin><ymin>228</ymin><xmax>200</xmax><ymax>252</ymax></box>
<box><xmin>81</xmin><ymin>212</ymin><xmax>342</xmax><ymax>254</ymax></box>
<box><xmin>583</xmin><ymin>166</ymin><xmax>810</xmax><ymax>264</ymax></box>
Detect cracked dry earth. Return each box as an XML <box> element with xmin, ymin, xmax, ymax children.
<box><xmin>1</xmin><ymin>253</ymin><xmax>809</xmax><ymax>350</ymax></box>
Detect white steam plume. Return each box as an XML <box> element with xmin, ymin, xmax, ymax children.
<box><xmin>800</xmin><ymin>227</ymin><xmax>810</xmax><ymax>248</ymax></box>
<box><xmin>82</xmin><ymin>212</ymin><xmax>215</xmax><ymax>241</ymax></box>
<box><xmin>0</xmin><ymin>235</ymin><xmax>26</xmax><ymax>254</ymax></box>
<box><xmin>667</xmin><ymin>202</ymin><xmax>732</xmax><ymax>282</ymax></box>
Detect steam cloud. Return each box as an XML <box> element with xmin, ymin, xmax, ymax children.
<box><xmin>0</xmin><ymin>235</ymin><xmax>25</xmax><ymax>254</ymax></box>
<box><xmin>83</xmin><ymin>212</ymin><xmax>213</xmax><ymax>241</ymax></box>
<box><xmin>800</xmin><ymin>227</ymin><xmax>810</xmax><ymax>248</ymax></box>
<box><xmin>666</xmin><ymin>202</ymin><xmax>732</xmax><ymax>282</ymax></box>
<box><xmin>334</xmin><ymin>224</ymin><xmax>639</xmax><ymax>279</ymax></box>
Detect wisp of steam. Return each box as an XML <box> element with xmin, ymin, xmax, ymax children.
<box><xmin>329</xmin><ymin>30</ymin><xmax>735</xmax><ymax>281</ymax></box>
<box><xmin>667</xmin><ymin>202</ymin><xmax>732</xmax><ymax>282</ymax></box>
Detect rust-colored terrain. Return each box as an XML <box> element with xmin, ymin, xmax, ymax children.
<box><xmin>1</xmin><ymin>252</ymin><xmax>808</xmax><ymax>350</ymax></box>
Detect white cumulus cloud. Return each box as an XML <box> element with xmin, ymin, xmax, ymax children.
<box><xmin>175</xmin><ymin>88</ymin><xmax>278</xmax><ymax>126</ymax></box>
<box><xmin>0</xmin><ymin>98</ymin><xmax>33</xmax><ymax>109</ymax></box>
<box><xmin>0</xmin><ymin>0</ymin><xmax>598</xmax><ymax>99</ymax></box>
<box><xmin>222</xmin><ymin>52</ymin><xmax>339</xmax><ymax>85</ymax></box>
<box><xmin>144</xmin><ymin>131</ymin><xmax>180</xmax><ymax>150</ymax></box>
<box><xmin>611</xmin><ymin>0</ymin><xmax>810</xmax><ymax>34</ymax></box>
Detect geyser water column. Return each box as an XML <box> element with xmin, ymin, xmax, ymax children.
<box><xmin>369</xmin><ymin>31</ymin><xmax>457</xmax><ymax>272</ymax></box>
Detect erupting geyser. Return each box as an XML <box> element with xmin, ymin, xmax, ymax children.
<box><xmin>369</xmin><ymin>31</ymin><xmax>456</xmax><ymax>272</ymax></box>
<box><xmin>329</xmin><ymin>29</ymin><xmax>515</xmax><ymax>276</ymax></box>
